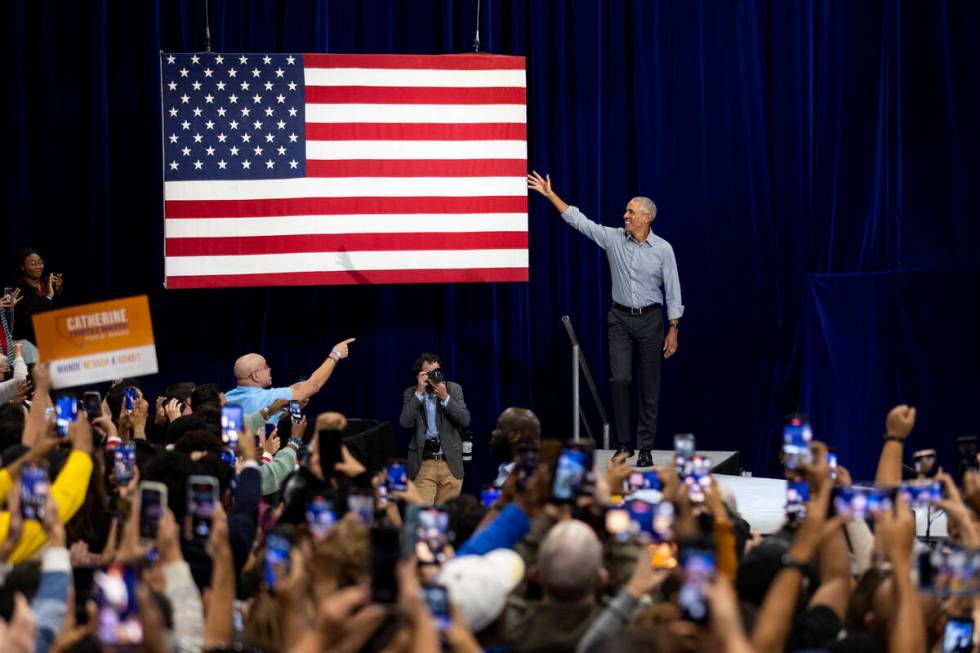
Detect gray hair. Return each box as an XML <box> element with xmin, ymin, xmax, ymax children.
<box><xmin>537</xmin><ymin>520</ymin><xmax>603</xmax><ymax>602</ymax></box>
<box><xmin>631</xmin><ymin>196</ymin><xmax>657</xmax><ymax>221</ymax></box>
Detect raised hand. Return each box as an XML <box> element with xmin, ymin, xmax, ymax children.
<box><xmin>67</xmin><ymin>413</ymin><xmax>94</xmax><ymax>455</ymax></box>
<box><xmin>885</xmin><ymin>404</ymin><xmax>916</xmax><ymax>439</ymax></box>
<box><xmin>131</xmin><ymin>397</ymin><xmax>149</xmax><ymax>437</ymax></box>
<box><xmin>263</xmin><ymin>428</ymin><xmax>281</xmax><ymax>456</ymax></box>
<box><xmin>165</xmin><ymin>398</ymin><xmax>182</xmax><ymax>422</ymax></box>
<box><xmin>331</xmin><ymin>337</ymin><xmax>356</xmax><ymax>359</ymax></box>
<box><xmin>432</xmin><ymin>381</ymin><xmax>449</xmax><ymax>401</ymax></box>
<box><xmin>316</xmin><ymin>411</ymin><xmax>347</xmax><ymax>432</ymax></box>
<box><xmin>334</xmin><ymin>445</ymin><xmax>366</xmax><ymax>478</ymax></box>
<box><xmin>526</xmin><ymin>170</ymin><xmax>553</xmax><ymax>197</ymax></box>
<box><xmin>874</xmin><ymin>492</ymin><xmax>916</xmax><ymax>564</ymax></box>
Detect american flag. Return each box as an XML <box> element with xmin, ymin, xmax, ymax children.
<box><xmin>161</xmin><ymin>53</ymin><xmax>528</xmax><ymax>289</ymax></box>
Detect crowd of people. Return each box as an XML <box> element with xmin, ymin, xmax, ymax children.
<box><xmin>0</xmin><ymin>256</ymin><xmax>978</xmax><ymax>653</ymax></box>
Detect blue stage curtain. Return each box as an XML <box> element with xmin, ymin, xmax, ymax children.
<box><xmin>4</xmin><ymin>1</ymin><xmax>979</xmax><ymax>485</ymax></box>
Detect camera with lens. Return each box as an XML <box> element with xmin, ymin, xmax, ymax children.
<box><xmin>427</xmin><ymin>368</ymin><xmax>445</xmax><ymax>384</ymax></box>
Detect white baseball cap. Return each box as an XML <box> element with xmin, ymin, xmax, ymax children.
<box><xmin>436</xmin><ymin>549</ymin><xmax>525</xmax><ymax>632</ymax></box>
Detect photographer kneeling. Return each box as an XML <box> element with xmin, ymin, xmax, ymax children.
<box><xmin>399</xmin><ymin>352</ymin><xmax>471</xmax><ymax>504</ymax></box>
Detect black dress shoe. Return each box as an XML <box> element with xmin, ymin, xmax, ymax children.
<box><xmin>614</xmin><ymin>447</ymin><xmax>634</xmax><ymax>460</ymax></box>
<box><xmin>636</xmin><ymin>447</ymin><xmax>654</xmax><ymax>468</ymax></box>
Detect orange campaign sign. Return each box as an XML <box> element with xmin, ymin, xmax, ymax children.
<box><xmin>32</xmin><ymin>295</ymin><xmax>158</xmax><ymax>388</ymax></box>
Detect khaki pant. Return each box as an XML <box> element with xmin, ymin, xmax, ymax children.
<box><xmin>415</xmin><ymin>459</ymin><xmax>463</xmax><ymax>505</ymax></box>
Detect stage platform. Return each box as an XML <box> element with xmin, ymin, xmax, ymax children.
<box><xmin>593</xmin><ymin>448</ymin><xmax>741</xmax><ymax>475</ymax></box>
<box><xmin>594</xmin><ymin>449</ymin><xmax>947</xmax><ymax>538</ymax></box>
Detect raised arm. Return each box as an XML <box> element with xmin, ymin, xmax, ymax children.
<box><xmin>874</xmin><ymin>405</ymin><xmax>915</xmax><ymax>486</ymax></box>
<box><xmin>875</xmin><ymin>494</ymin><xmax>924</xmax><ymax>653</ymax></box>
<box><xmin>528</xmin><ymin>171</ymin><xmax>615</xmax><ymax>249</ymax></box>
<box><xmin>290</xmin><ymin>337</ymin><xmax>355</xmax><ymax>401</ymax></box>
<box><xmin>527</xmin><ymin>171</ymin><xmax>570</xmax><ymax>213</ymax></box>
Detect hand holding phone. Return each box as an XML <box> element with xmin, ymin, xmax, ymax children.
<box><xmin>139</xmin><ymin>482</ymin><xmax>167</xmax><ymax>542</ymax></box>
<box><xmin>317</xmin><ymin>428</ymin><xmax>344</xmax><ymax>477</ymax></box>
<box><xmin>552</xmin><ymin>446</ymin><xmax>591</xmax><ymax>503</ymax></box>
<box><xmin>783</xmin><ymin>415</ymin><xmax>813</xmax><ymax>469</ymax></box>
<box><xmin>94</xmin><ymin>564</ymin><xmax>143</xmax><ymax>647</ymax></box>
<box><xmin>221</xmin><ymin>406</ymin><xmax>243</xmax><ymax>450</ymax></box>
<box><xmin>83</xmin><ymin>391</ymin><xmax>102</xmax><ymax>421</ymax></box>
<box><xmin>264</xmin><ymin>532</ymin><xmax>291</xmax><ymax>590</ymax></box>
<box><xmin>480</xmin><ymin>485</ymin><xmax>502</xmax><ymax>508</ymax></box>
<box><xmin>674</xmin><ymin>433</ymin><xmax>696</xmax><ymax>474</ymax></box>
<box><xmin>414</xmin><ymin>506</ymin><xmax>450</xmax><ymax>565</ymax></box>
<box><xmin>306</xmin><ymin>497</ymin><xmax>336</xmax><ymax>540</ymax></box>
<box><xmin>21</xmin><ymin>464</ymin><xmax>50</xmax><ymax>521</ymax></box>
<box><xmin>123</xmin><ymin>387</ymin><xmax>138</xmax><ymax>413</ymax></box>
<box><xmin>386</xmin><ymin>459</ymin><xmax>408</xmax><ymax>492</ymax></box>
<box><xmin>371</xmin><ymin>526</ymin><xmax>401</xmax><ymax>604</ymax></box>
<box><xmin>943</xmin><ymin>617</ymin><xmax>975</xmax><ymax>653</ymax></box>
<box><xmin>55</xmin><ymin>395</ymin><xmax>78</xmax><ymax>438</ymax></box>
<box><xmin>186</xmin><ymin>475</ymin><xmax>219</xmax><ymax>541</ymax></box>
<box><xmin>679</xmin><ymin>548</ymin><xmax>715</xmax><ymax>623</ymax></box>
<box><xmin>113</xmin><ymin>445</ymin><xmax>136</xmax><ymax>485</ymax></box>
<box><xmin>421</xmin><ymin>584</ymin><xmax>452</xmax><ymax>632</ymax></box>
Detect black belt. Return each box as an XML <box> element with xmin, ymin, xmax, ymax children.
<box><xmin>423</xmin><ymin>453</ymin><xmax>447</xmax><ymax>461</ymax></box>
<box><xmin>612</xmin><ymin>302</ymin><xmax>661</xmax><ymax>315</ymax></box>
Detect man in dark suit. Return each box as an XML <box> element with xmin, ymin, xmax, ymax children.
<box><xmin>399</xmin><ymin>352</ymin><xmax>471</xmax><ymax>504</ymax></box>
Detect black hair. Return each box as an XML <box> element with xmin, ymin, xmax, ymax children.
<box><xmin>411</xmin><ymin>352</ymin><xmax>442</xmax><ymax>376</ymax></box>
<box><xmin>173</xmin><ymin>429</ymin><xmax>225</xmax><ymax>456</ymax></box>
<box><xmin>193</xmin><ymin>452</ymin><xmax>234</xmax><ymax>499</ymax></box>
<box><xmin>193</xmin><ymin>403</ymin><xmax>222</xmax><ymax>432</ymax></box>
<box><xmin>0</xmin><ymin>562</ymin><xmax>41</xmax><ymax>620</ymax></box>
<box><xmin>166</xmin><ymin>382</ymin><xmax>197</xmax><ymax>403</ymax></box>
<box><xmin>0</xmin><ymin>403</ymin><xmax>26</xmax><ymax>452</ymax></box>
<box><xmin>142</xmin><ymin>450</ymin><xmax>196</xmax><ymax>522</ymax></box>
<box><xmin>444</xmin><ymin>494</ymin><xmax>487</xmax><ymax>545</ymax></box>
<box><xmin>191</xmin><ymin>382</ymin><xmax>223</xmax><ymax>410</ymax></box>
<box><xmin>17</xmin><ymin>248</ymin><xmax>42</xmax><ymax>271</ymax></box>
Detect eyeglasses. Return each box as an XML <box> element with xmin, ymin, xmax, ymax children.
<box><xmin>24</xmin><ymin>259</ymin><xmax>44</xmax><ymax>267</ymax></box>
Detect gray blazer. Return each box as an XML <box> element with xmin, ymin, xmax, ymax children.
<box><xmin>399</xmin><ymin>381</ymin><xmax>471</xmax><ymax>480</ymax></box>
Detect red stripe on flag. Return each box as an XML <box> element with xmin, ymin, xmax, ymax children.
<box><xmin>165</xmin><ymin>196</ymin><xmax>528</xmax><ymax>219</ymax></box>
<box><xmin>166</xmin><ymin>232</ymin><xmax>528</xmax><ymax>256</ymax></box>
<box><xmin>167</xmin><ymin>267</ymin><xmax>529</xmax><ymax>288</ymax></box>
<box><xmin>303</xmin><ymin>54</ymin><xmax>525</xmax><ymax>70</ymax></box>
<box><xmin>306</xmin><ymin>122</ymin><xmax>527</xmax><ymax>141</ymax></box>
<box><xmin>306</xmin><ymin>159</ymin><xmax>526</xmax><ymax>178</ymax></box>
<box><xmin>305</xmin><ymin>85</ymin><xmax>525</xmax><ymax>105</ymax></box>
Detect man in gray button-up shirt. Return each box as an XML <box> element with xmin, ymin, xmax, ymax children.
<box><xmin>528</xmin><ymin>172</ymin><xmax>684</xmax><ymax>467</ymax></box>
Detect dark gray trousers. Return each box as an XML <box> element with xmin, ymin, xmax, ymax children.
<box><xmin>607</xmin><ymin>307</ymin><xmax>664</xmax><ymax>449</ymax></box>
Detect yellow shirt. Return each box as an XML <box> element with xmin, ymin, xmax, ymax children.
<box><xmin>0</xmin><ymin>450</ymin><xmax>94</xmax><ymax>562</ymax></box>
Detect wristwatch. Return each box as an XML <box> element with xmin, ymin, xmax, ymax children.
<box><xmin>669</xmin><ymin>322</ymin><xmax>679</xmax><ymax>330</ymax></box>
<box><xmin>288</xmin><ymin>437</ymin><xmax>303</xmax><ymax>450</ymax></box>
<box><xmin>780</xmin><ymin>553</ymin><xmax>809</xmax><ymax>574</ymax></box>
<box><xmin>882</xmin><ymin>434</ymin><xmax>904</xmax><ymax>444</ymax></box>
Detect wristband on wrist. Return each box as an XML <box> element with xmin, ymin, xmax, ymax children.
<box><xmin>883</xmin><ymin>434</ymin><xmax>905</xmax><ymax>444</ymax></box>
<box><xmin>780</xmin><ymin>553</ymin><xmax>810</xmax><ymax>573</ymax></box>
<box><xmin>330</xmin><ymin>348</ymin><xmax>342</xmax><ymax>361</ymax></box>
<box><xmin>288</xmin><ymin>437</ymin><xmax>303</xmax><ymax>449</ymax></box>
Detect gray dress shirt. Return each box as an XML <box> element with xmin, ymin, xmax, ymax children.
<box><xmin>561</xmin><ymin>205</ymin><xmax>684</xmax><ymax>320</ymax></box>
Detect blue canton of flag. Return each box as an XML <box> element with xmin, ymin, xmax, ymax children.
<box><xmin>162</xmin><ymin>52</ymin><xmax>306</xmax><ymax>181</ymax></box>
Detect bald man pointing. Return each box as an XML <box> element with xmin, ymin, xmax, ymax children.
<box><xmin>224</xmin><ymin>337</ymin><xmax>355</xmax><ymax>422</ymax></box>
